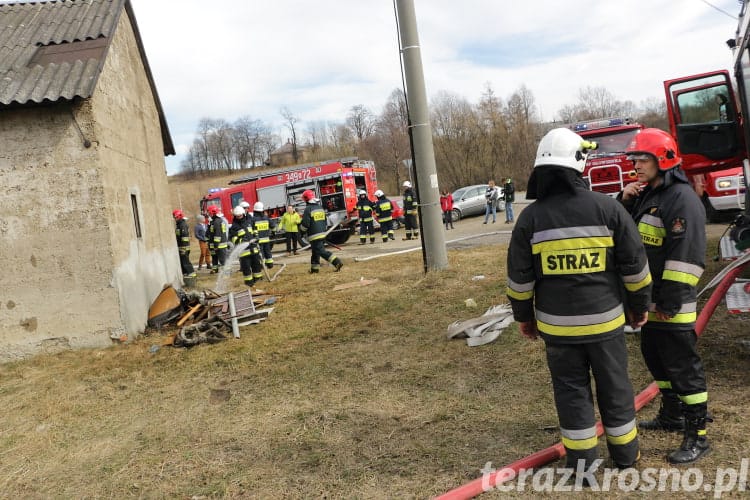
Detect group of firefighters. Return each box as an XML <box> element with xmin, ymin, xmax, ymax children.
<box><xmin>507</xmin><ymin>126</ymin><xmax>711</xmax><ymax>476</ymax></box>
<box><xmin>355</xmin><ymin>181</ymin><xmax>420</xmax><ymax>244</ymax></box>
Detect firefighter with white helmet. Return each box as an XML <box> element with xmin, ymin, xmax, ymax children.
<box><xmin>402</xmin><ymin>180</ymin><xmax>419</xmax><ymax>240</ymax></box>
<box><xmin>206</xmin><ymin>205</ymin><xmax>228</xmax><ymax>273</ymax></box>
<box><xmin>229</xmin><ymin>205</ymin><xmax>263</xmax><ymax>286</ymax></box>
<box><xmin>355</xmin><ymin>189</ymin><xmax>376</xmax><ymax>244</ymax></box>
<box><xmin>507</xmin><ymin>127</ymin><xmax>652</xmax><ymax>472</ymax></box>
<box><xmin>373</xmin><ymin>189</ymin><xmax>395</xmax><ymax>242</ymax></box>
<box><xmin>252</xmin><ymin>201</ymin><xmax>275</xmax><ymax>269</ymax></box>
<box><xmin>172</xmin><ymin>209</ymin><xmax>196</xmax><ymax>278</ymax></box>
<box><xmin>299</xmin><ymin>189</ymin><xmax>343</xmax><ymax>273</ymax></box>
<box><xmin>620</xmin><ymin>128</ymin><xmax>710</xmax><ymax>464</ymax></box>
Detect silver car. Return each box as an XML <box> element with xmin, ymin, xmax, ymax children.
<box><xmin>451</xmin><ymin>184</ymin><xmax>504</xmax><ymax>221</ymax></box>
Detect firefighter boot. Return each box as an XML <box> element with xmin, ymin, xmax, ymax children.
<box><xmin>370</xmin><ymin>237</ymin><xmax>375</xmax><ymax>244</ymax></box>
<box><xmin>667</xmin><ymin>417</ymin><xmax>710</xmax><ymax>464</ymax></box>
<box><xmin>638</xmin><ymin>393</ymin><xmax>685</xmax><ymax>432</ymax></box>
<box><xmin>332</xmin><ymin>257</ymin><xmax>344</xmax><ymax>272</ymax></box>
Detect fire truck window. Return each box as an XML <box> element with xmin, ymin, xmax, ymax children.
<box><xmin>230</xmin><ymin>192</ymin><xmax>244</xmax><ymax>209</ymax></box>
<box><xmin>676</xmin><ymin>85</ymin><xmax>732</xmax><ymax>124</ymax></box>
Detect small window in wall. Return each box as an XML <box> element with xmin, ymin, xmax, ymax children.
<box><xmin>131</xmin><ymin>194</ymin><xmax>142</xmax><ymax>238</ymax></box>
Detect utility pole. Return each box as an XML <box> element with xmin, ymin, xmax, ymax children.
<box><xmin>395</xmin><ymin>0</ymin><xmax>448</xmax><ymax>271</ymax></box>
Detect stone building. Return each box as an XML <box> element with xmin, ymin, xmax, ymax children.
<box><xmin>269</xmin><ymin>140</ymin><xmax>310</xmax><ymax>167</ymax></box>
<box><xmin>0</xmin><ymin>0</ymin><xmax>181</xmax><ymax>361</ymax></box>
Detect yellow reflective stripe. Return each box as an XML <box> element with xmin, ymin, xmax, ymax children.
<box><xmin>624</xmin><ymin>273</ymin><xmax>652</xmax><ymax>291</ymax></box>
<box><xmin>662</xmin><ymin>269</ymin><xmax>700</xmax><ymax>286</ymax></box>
<box><xmin>606</xmin><ymin>426</ymin><xmax>637</xmax><ymax>446</ymax></box>
<box><xmin>561</xmin><ymin>435</ymin><xmax>599</xmax><ymax>451</ymax></box>
<box><xmin>647</xmin><ymin>311</ymin><xmax>697</xmax><ymax>324</ymax></box>
<box><xmin>507</xmin><ymin>289</ymin><xmax>533</xmax><ymax>301</ymax></box>
<box><xmin>679</xmin><ymin>392</ymin><xmax>708</xmax><ymax>405</ymax></box>
<box><xmin>656</xmin><ymin>380</ymin><xmax>672</xmax><ymax>389</ymax></box>
<box><xmin>698</xmin><ymin>429</ymin><xmax>707</xmax><ymax>436</ymax></box>
<box><xmin>531</xmin><ymin>236</ymin><xmax>613</xmax><ymax>254</ymax></box>
<box><xmin>537</xmin><ymin>313</ymin><xmax>625</xmax><ymax>336</ymax></box>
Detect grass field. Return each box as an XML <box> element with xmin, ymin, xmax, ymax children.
<box><xmin>1</xmin><ymin>239</ymin><xmax>749</xmax><ymax>498</ymax></box>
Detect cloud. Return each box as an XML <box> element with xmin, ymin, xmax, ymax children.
<box><xmin>124</xmin><ymin>0</ymin><xmax>740</xmax><ymax>173</ymax></box>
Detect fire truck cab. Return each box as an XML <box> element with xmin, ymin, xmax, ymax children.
<box><xmin>199</xmin><ymin>157</ymin><xmax>379</xmax><ymax>245</ymax></box>
<box><xmin>568</xmin><ymin>117</ymin><xmax>644</xmax><ymax>196</ymax></box>
<box><xmin>664</xmin><ymin>70</ymin><xmax>747</xmax><ymax>221</ymax></box>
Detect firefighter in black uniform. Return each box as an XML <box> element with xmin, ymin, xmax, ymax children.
<box><xmin>172</xmin><ymin>209</ymin><xmax>196</xmax><ymax>278</ymax></box>
<box><xmin>507</xmin><ymin>128</ymin><xmax>652</xmax><ymax>472</ymax></box>
<box><xmin>402</xmin><ymin>180</ymin><xmax>419</xmax><ymax>240</ymax></box>
<box><xmin>356</xmin><ymin>190</ymin><xmax>376</xmax><ymax>245</ymax></box>
<box><xmin>252</xmin><ymin>201</ymin><xmax>275</xmax><ymax>269</ymax></box>
<box><xmin>373</xmin><ymin>190</ymin><xmax>394</xmax><ymax>242</ymax></box>
<box><xmin>299</xmin><ymin>189</ymin><xmax>343</xmax><ymax>273</ymax></box>
<box><xmin>619</xmin><ymin>128</ymin><xmax>710</xmax><ymax>464</ymax></box>
<box><xmin>206</xmin><ymin>205</ymin><xmax>228</xmax><ymax>273</ymax></box>
<box><xmin>229</xmin><ymin>206</ymin><xmax>263</xmax><ymax>286</ymax></box>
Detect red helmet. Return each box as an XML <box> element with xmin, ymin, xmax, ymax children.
<box><xmin>301</xmin><ymin>189</ymin><xmax>315</xmax><ymax>202</ymax></box>
<box><xmin>172</xmin><ymin>209</ymin><xmax>183</xmax><ymax>219</ymax></box>
<box><xmin>626</xmin><ymin>128</ymin><xmax>681</xmax><ymax>171</ymax></box>
<box><xmin>206</xmin><ymin>205</ymin><xmax>220</xmax><ymax>216</ymax></box>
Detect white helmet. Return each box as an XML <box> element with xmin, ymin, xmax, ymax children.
<box><xmin>374</xmin><ymin>189</ymin><xmax>384</xmax><ymax>197</ymax></box>
<box><xmin>403</xmin><ymin>181</ymin><xmax>412</xmax><ymax>189</ymax></box>
<box><xmin>232</xmin><ymin>206</ymin><xmax>245</xmax><ymax>217</ymax></box>
<box><xmin>253</xmin><ymin>201</ymin><xmax>264</xmax><ymax>212</ymax></box>
<box><xmin>357</xmin><ymin>189</ymin><xmax>367</xmax><ymax>196</ymax></box>
<box><xmin>534</xmin><ymin>127</ymin><xmax>597</xmax><ymax>173</ymax></box>
<box><xmin>239</xmin><ymin>201</ymin><xmax>250</xmax><ymax>209</ymax></box>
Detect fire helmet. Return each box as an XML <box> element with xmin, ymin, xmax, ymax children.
<box><xmin>357</xmin><ymin>189</ymin><xmax>367</xmax><ymax>197</ymax></box>
<box><xmin>232</xmin><ymin>206</ymin><xmax>245</xmax><ymax>218</ymax></box>
<box><xmin>239</xmin><ymin>201</ymin><xmax>250</xmax><ymax>209</ymax></box>
<box><xmin>626</xmin><ymin>128</ymin><xmax>681</xmax><ymax>171</ymax></box>
<box><xmin>403</xmin><ymin>181</ymin><xmax>412</xmax><ymax>189</ymax></box>
<box><xmin>374</xmin><ymin>189</ymin><xmax>384</xmax><ymax>198</ymax></box>
<box><xmin>172</xmin><ymin>209</ymin><xmax>183</xmax><ymax>219</ymax></box>
<box><xmin>253</xmin><ymin>201</ymin><xmax>264</xmax><ymax>212</ymax></box>
<box><xmin>534</xmin><ymin>128</ymin><xmax>597</xmax><ymax>173</ymax></box>
<box><xmin>301</xmin><ymin>189</ymin><xmax>315</xmax><ymax>202</ymax></box>
<box><xmin>207</xmin><ymin>205</ymin><xmax>220</xmax><ymax>217</ymax></box>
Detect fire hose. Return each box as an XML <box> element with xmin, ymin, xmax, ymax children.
<box><xmin>436</xmin><ymin>258</ymin><xmax>750</xmax><ymax>499</ymax></box>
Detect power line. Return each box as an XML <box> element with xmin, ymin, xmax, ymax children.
<box><xmin>697</xmin><ymin>0</ymin><xmax>739</xmax><ymax>20</ymax></box>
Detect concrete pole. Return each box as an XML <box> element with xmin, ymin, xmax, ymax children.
<box><xmin>396</xmin><ymin>0</ymin><xmax>448</xmax><ymax>271</ymax></box>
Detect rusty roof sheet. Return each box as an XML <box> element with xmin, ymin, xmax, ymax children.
<box><xmin>0</xmin><ymin>0</ymin><xmax>174</xmax><ymax>155</ymax></box>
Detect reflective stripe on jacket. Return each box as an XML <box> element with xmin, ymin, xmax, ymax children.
<box><xmin>300</xmin><ymin>202</ymin><xmax>328</xmax><ymax>241</ymax></box>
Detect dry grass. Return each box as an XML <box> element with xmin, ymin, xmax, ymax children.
<box><xmin>1</xmin><ymin>240</ymin><xmax>749</xmax><ymax>499</ymax></box>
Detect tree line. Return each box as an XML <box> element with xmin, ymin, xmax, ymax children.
<box><xmin>177</xmin><ymin>84</ymin><xmax>668</xmax><ymax>194</ymax></box>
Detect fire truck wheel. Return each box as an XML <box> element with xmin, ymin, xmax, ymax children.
<box><xmin>327</xmin><ymin>230</ymin><xmax>351</xmax><ymax>245</ymax></box>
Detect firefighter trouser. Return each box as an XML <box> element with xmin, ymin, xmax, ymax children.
<box><xmin>359</xmin><ymin>220</ymin><xmax>375</xmax><ymax>243</ymax></box>
<box><xmin>198</xmin><ymin>240</ymin><xmax>211</xmax><ymax>267</ymax></box>
<box><xmin>178</xmin><ymin>247</ymin><xmax>195</xmax><ymax>276</ymax></box>
<box><xmin>640</xmin><ymin>326</ymin><xmax>708</xmax><ymax>420</ymax></box>
<box><xmin>310</xmin><ymin>238</ymin><xmax>337</xmax><ymax>271</ymax></box>
<box><xmin>404</xmin><ymin>213</ymin><xmax>419</xmax><ymax>239</ymax></box>
<box><xmin>379</xmin><ymin>220</ymin><xmax>393</xmax><ymax>241</ymax></box>
<box><xmin>259</xmin><ymin>242</ymin><xmax>274</xmax><ymax>268</ymax></box>
<box><xmin>545</xmin><ymin>335</ymin><xmax>639</xmax><ymax>469</ymax></box>
<box><xmin>211</xmin><ymin>247</ymin><xmax>227</xmax><ymax>270</ymax></box>
<box><xmin>239</xmin><ymin>243</ymin><xmax>264</xmax><ymax>285</ymax></box>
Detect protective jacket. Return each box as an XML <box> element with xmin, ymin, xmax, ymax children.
<box><xmin>175</xmin><ymin>218</ymin><xmax>191</xmax><ymax>251</ymax></box>
<box><xmin>252</xmin><ymin>212</ymin><xmax>274</xmax><ymax>245</ymax></box>
<box><xmin>619</xmin><ymin>170</ymin><xmax>705</xmax><ymax>330</ymax></box>
<box><xmin>374</xmin><ymin>196</ymin><xmax>393</xmax><ymax>222</ymax></box>
<box><xmin>300</xmin><ymin>201</ymin><xmax>328</xmax><ymax>241</ymax></box>
<box><xmin>207</xmin><ymin>215</ymin><xmax>228</xmax><ymax>252</ymax></box>
<box><xmin>507</xmin><ymin>177</ymin><xmax>652</xmax><ymax>344</ymax></box>
<box><xmin>356</xmin><ymin>197</ymin><xmax>374</xmax><ymax>222</ymax></box>
<box><xmin>403</xmin><ymin>187</ymin><xmax>418</xmax><ymax>215</ymax></box>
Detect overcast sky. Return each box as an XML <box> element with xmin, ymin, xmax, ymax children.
<box><xmin>125</xmin><ymin>0</ymin><xmax>742</xmax><ymax>174</ymax></box>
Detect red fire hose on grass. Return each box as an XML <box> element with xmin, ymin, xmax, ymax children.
<box><xmin>436</xmin><ymin>261</ymin><xmax>749</xmax><ymax>500</ymax></box>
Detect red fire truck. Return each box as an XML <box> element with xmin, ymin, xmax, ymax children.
<box><xmin>199</xmin><ymin>157</ymin><xmax>379</xmax><ymax>245</ymax></box>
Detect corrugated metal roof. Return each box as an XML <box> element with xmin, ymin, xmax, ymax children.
<box><xmin>0</xmin><ymin>0</ymin><xmax>174</xmax><ymax>155</ymax></box>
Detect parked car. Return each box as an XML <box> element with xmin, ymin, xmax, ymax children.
<box><xmin>451</xmin><ymin>184</ymin><xmax>504</xmax><ymax>221</ymax></box>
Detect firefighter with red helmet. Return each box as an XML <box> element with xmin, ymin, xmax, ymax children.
<box><xmin>619</xmin><ymin>128</ymin><xmax>710</xmax><ymax>464</ymax></box>
<box><xmin>355</xmin><ymin>189</ymin><xmax>376</xmax><ymax>245</ymax></box>
<box><xmin>299</xmin><ymin>189</ymin><xmax>343</xmax><ymax>273</ymax></box>
<box><xmin>507</xmin><ymin>128</ymin><xmax>652</xmax><ymax>472</ymax></box>
<box><xmin>206</xmin><ymin>205</ymin><xmax>228</xmax><ymax>273</ymax></box>
<box><xmin>172</xmin><ymin>209</ymin><xmax>196</xmax><ymax>278</ymax></box>
<box><xmin>229</xmin><ymin>206</ymin><xmax>263</xmax><ymax>286</ymax></box>
<box><xmin>252</xmin><ymin>201</ymin><xmax>275</xmax><ymax>269</ymax></box>
<box><xmin>402</xmin><ymin>180</ymin><xmax>419</xmax><ymax>240</ymax></box>
<box><xmin>373</xmin><ymin>189</ymin><xmax>394</xmax><ymax>242</ymax></box>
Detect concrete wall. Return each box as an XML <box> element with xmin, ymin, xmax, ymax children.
<box><xmin>0</xmin><ymin>10</ymin><xmax>181</xmax><ymax>362</ymax></box>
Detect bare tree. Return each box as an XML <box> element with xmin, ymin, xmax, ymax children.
<box><xmin>368</xmin><ymin>89</ymin><xmax>410</xmax><ymax>193</ymax></box>
<box><xmin>280</xmin><ymin>107</ymin><xmax>300</xmax><ymax>164</ymax></box>
<box><xmin>346</xmin><ymin>104</ymin><xmax>375</xmax><ymax>150</ymax></box>
<box><xmin>234</xmin><ymin>116</ymin><xmax>272</xmax><ymax>169</ymax></box>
